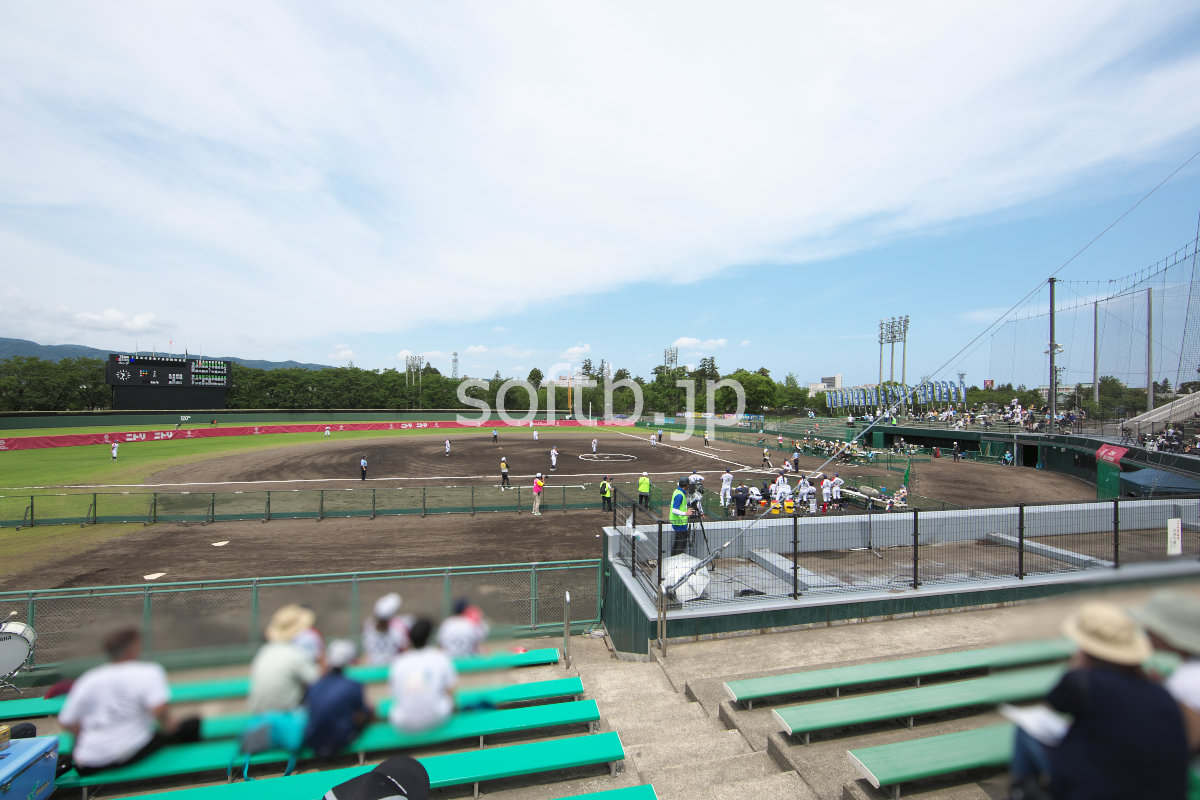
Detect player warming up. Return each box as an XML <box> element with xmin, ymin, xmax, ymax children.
<box><xmin>444</xmin><ymin>439</ymin><xmax>451</xmax><ymax>457</ymax></box>
<box><xmin>360</xmin><ymin>456</ymin><xmax>367</xmax><ymax>481</ymax></box>
<box><xmin>499</xmin><ymin>456</ymin><xmax>510</xmax><ymax>489</ymax></box>
<box><xmin>532</xmin><ymin>473</ymin><xmax>545</xmax><ymax>515</ymax></box>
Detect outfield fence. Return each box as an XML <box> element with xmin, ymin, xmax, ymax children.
<box><xmin>0</xmin><ymin>479</ymin><xmax>669</xmax><ymax>528</ymax></box>
<box><xmin>0</xmin><ymin>560</ymin><xmax>602</xmax><ymax>672</ymax></box>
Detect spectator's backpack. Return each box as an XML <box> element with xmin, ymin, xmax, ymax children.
<box><xmin>228</xmin><ymin>708</ymin><xmax>308</xmax><ymax>781</ymax></box>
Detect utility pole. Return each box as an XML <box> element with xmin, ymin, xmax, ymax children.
<box><xmin>1047</xmin><ymin>279</ymin><xmax>1061</xmax><ymax>424</ymax></box>
<box><xmin>1093</xmin><ymin>301</ymin><xmax>1100</xmax><ymax>405</ymax></box>
<box><xmin>1147</xmin><ymin>287</ymin><xmax>1154</xmax><ymax>412</ymax></box>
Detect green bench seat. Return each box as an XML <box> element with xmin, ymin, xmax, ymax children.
<box><xmin>725</xmin><ymin>639</ymin><xmax>1073</xmax><ymax>709</ymax></box>
<box><xmin>58</xmin><ymin>675</ymin><xmax>585</xmax><ymax>756</ymax></box>
<box><xmin>850</xmin><ymin>723</ymin><xmax>1200</xmax><ymax>800</ymax></box>
<box><xmin>773</xmin><ymin>664</ymin><xmax>1063</xmax><ymax>744</ymax></box>
<box><xmin>0</xmin><ymin>647</ymin><xmax>560</xmax><ymax>721</ymax></box>
<box><xmin>848</xmin><ymin>722</ymin><xmax>1015</xmax><ymax>797</ymax></box>
<box><xmin>118</xmin><ymin>731</ymin><xmax>627</xmax><ymax>799</ymax></box>
<box><xmin>58</xmin><ymin>698</ymin><xmax>601</xmax><ymax>792</ymax></box>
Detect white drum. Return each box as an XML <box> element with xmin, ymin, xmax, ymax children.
<box><xmin>0</xmin><ymin>621</ymin><xmax>35</xmax><ymax>677</ymax></box>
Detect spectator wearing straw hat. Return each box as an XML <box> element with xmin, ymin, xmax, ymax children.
<box><xmin>362</xmin><ymin>593</ymin><xmax>411</xmax><ymax>666</ymax></box>
<box><xmin>303</xmin><ymin>639</ymin><xmax>373</xmax><ymax>758</ymax></box>
<box><xmin>1008</xmin><ymin>601</ymin><xmax>1188</xmax><ymax>800</ymax></box>
<box><xmin>247</xmin><ymin>604</ymin><xmax>322</xmax><ymax>714</ymax></box>
<box><xmin>1136</xmin><ymin>589</ymin><xmax>1200</xmax><ymax>753</ymax></box>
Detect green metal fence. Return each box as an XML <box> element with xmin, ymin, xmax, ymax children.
<box><xmin>0</xmin><ymin>560</ymin><xmax>602</xmax><ymax>672</ymax></box>
<box><xmin>0</xmin><ymin>480</ymin><xmax>667</xmax><ymax>527</ymax></box>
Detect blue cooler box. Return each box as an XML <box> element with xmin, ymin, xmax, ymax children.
<box><xmin>0</xmin><ymin>736</ymin><xmax>57</xmax><ymax>800</ymax></box>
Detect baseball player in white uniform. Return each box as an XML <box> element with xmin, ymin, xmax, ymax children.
<box><xmin>111</xmin><ymin>442</ymin><xmax>119</xmax><ymax>461</ymax></box>
<box><xmin>533</xmin><ymin>428</ymin><xmax>539</xmax><ymax>443</ymax></box>
<box><xmin>719</xmin><ymin>468</ymin><xmax>733</xmax><ymax>508</ymax></box>
<box><xmin>591</xmin><ymin>438</ymin><xmax>598</xmax><ymax>454</ymax></box>
<box><xmin>324</xmin><ymin>426</ymin><xmax>331</xmax><ymax>438</ymax></box>
<box><xmin>444</xmin><ymin>438</ymin><xmax>451</xmax><ymax>457</ymax></box>
<box><xmin>832</xmin><ymin>473</ymin><xmax>845</xmax><ymax>505</ymax></box>
<box><xmin>550</xmin><ymin>446</ymin><xmax>558</xmax><ymax>471</ymax></box>
<box><xmin>821</xmin><ymin>474</ymin><xmax>833</xmax><ymax>513</ymax></box>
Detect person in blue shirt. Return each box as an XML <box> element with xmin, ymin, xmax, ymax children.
<box><xmin>304</xmin><ymin>639</ymin><xmax>373</xmax><ymax>758</ymax></box>
<box><xmin>1008</xmin><ymin>601</ymin><xmax>1188</xmax><ymax>800</ymax></box>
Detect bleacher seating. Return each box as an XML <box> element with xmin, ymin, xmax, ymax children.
<box><xmin>724</xmin><ymin>638</ymin><xmax>1073</xmax><ymax>709</ymax></box>
<box><xmin>57</xmin><ymin>675</ymin><xmax>586</xmax><ymax>756</ymax></box>
<box><xmin>0</xmin><ymin>647</ymin><xmax>560</xmax><ymax>722</ymax></box>
<box><xmin>114</xmin><ymin>731</ymin><xmax>629</xmax><ymax>799</ymax></box>
<box><xmin>772</xmin><ymin>664</ymin><xmax>1063</xmax><ymax>744</ymax></box>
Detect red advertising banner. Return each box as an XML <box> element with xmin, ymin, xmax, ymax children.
<box><xmin>1095</xmin><ymin>444</ymin><xmax>1128</xmax><ymax>465</ymax></box>
<box><xmin>0</xmin><ymin>418</ymin><xmax>637</xmax><ymax>452</ymax></box>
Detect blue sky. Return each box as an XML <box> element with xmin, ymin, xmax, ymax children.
<box><xmin>2</xmin><ymin>1</ymin><xmax>1200</xmax><ymax>390</ymax></box>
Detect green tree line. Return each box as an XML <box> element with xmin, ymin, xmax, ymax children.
<box><xmin>0</xmin><ymin>355</ymin><xmax>822</xmax><ymax>414</ymax></box>
<box><xmin>0</xmin><ymin>354</ymin><xmax>1168</xmax><ymax>419</ymax></box>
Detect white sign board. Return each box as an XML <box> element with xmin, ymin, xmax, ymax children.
<box><xmin>1167</xmin><ymin>518</ymin><xmax>1183</xmax><ymax>556</ymax></box>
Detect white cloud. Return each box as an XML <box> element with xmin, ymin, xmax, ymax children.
<box><xmin>0</xmin><ymin>3</ymin><xmax>1198</xmax><ymax>364</ymax></box>
<box><xmin>673</xmin><ymin>336</ymin><xmax>728</xmax><ymax>351</ymax></box>
<box><xmin>492</xmin><ymin>325</ymin><xmax>507</xmax><ymax>333</ymax></box>
<box><xmin>561</xmin><ymin>343</ymin><xmax>592</xmax><ymax>361</ymax></box>
<box><xmin>465</xmin><ymin>344</ymin><xmax>488</xmax><ymax>355</ymax></box>
<box><xmin>329</xmin><ymin>344</ymin><xmax>355</xmax><ymax>363</ymax></box>
<box><xmin>740</xmin><ymin>339</ymin><xmax>751</xmax><ymax>347</ymax></box>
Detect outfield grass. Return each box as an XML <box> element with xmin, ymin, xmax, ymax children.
<box><xmin>0</xmin><ymin>428</ymin><xmax>447</xmax><ymax>490</ymax></box>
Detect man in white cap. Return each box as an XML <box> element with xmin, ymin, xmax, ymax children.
<box><xmin>1137</xmin><ymin>589</ymin><xmax>1200</xmax><ymax>752</ymax></box>
<box><xmin>1008</xmin><ymin>601</ymin><xmax>1188</xmax><ymax>799</ymax></box>
<box><xmin>550</xmin><ymin>446</ymin><xmax>558</xmax><ymax>472</ymax></box>
<box><xmin>248</xmin><ymin>604</ymin><xmax>322</xmax><ymax>713</ymax></box>
<box><xmin>362</xmin><ymin>593</ymin><xmax>411</xmax><ymax>665</ymax></box>
<box><xmin>303</xmin><ymin>639</ymin><xmax>372</xmax><ymax>757</ymax></box>
<box><xmin>637</xmin><ymin>471</ymin><xmax>652</xmax><ymax>509</ymax></box>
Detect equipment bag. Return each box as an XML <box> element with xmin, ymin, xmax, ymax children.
<box><xmin>228</xmin><ymin>708</ymin><xmax>308</xmax><ymax>782</ymax></box>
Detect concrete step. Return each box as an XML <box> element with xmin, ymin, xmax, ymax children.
<box><xmin>640</xmin><ymin>749</ymin><xmax>780</xmax><ymax>789</ymax></box>
<box><xmin>656</xmin><ymin>771</ymin><xmax>819</xmax><ymax>800</ymax></box>
<box><xmin>605</xmin><ymin>713</ymin><xmax>727</xmax><ymax>746</ymax></box>
<box><xmin>599</xmin><ymin>695</ymin><xmax>708</xmax><ymax>730</ymax></box>
<box><xmin>622</xmin><ymin>729</ymin><xmax>752</xmax><ymax>773</ymax></box>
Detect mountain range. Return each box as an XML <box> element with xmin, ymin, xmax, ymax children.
<box><xmin>0</xmin><ymin>337</ymin><xmax>330</xmax><ymax>371</ymax></box>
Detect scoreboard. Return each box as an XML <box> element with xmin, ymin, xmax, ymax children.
<box><xmin>106</xmin><ymin>355</ymin><xmax>231</xmax><ymax>388</ymax></box>
<box><xmin>106</xmin><ymin>354</ymin><xmax>232</xmax><ymax>410</ymax></box>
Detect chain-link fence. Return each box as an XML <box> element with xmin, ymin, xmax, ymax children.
<box><xmin>611</xmin><ymin>496</ymin><xmax>1200</xmax><ymax>609</ymax></box>
<box><xmin>0</xmin><ymin>560</ymin><xmax>601</xmax><ymax>671</ymax></box>
<box><xmin>0</xmin><ymin>480</ymin><xmax>670</xmax><ymax>528</ymax></box>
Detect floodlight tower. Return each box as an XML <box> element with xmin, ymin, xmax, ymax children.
<box><xmin>663</xmin><ymin>346</ymin><xmax>678</xmax><ymax>371</ymax></box>
<box><xmin>452</xmin><ymin>351</ymin><xmax>459</xmax><ymax>380</ymax></box>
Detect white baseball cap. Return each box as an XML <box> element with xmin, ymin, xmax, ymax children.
<box><xmin>536</xmin><ymin>472</ymin><xmax>543</xmax><ymax>478</ymax></box>
<box><xmin>373</xmin><ymin>593</ymin><xmax>402</xmax><ymax>619</ymax></box>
